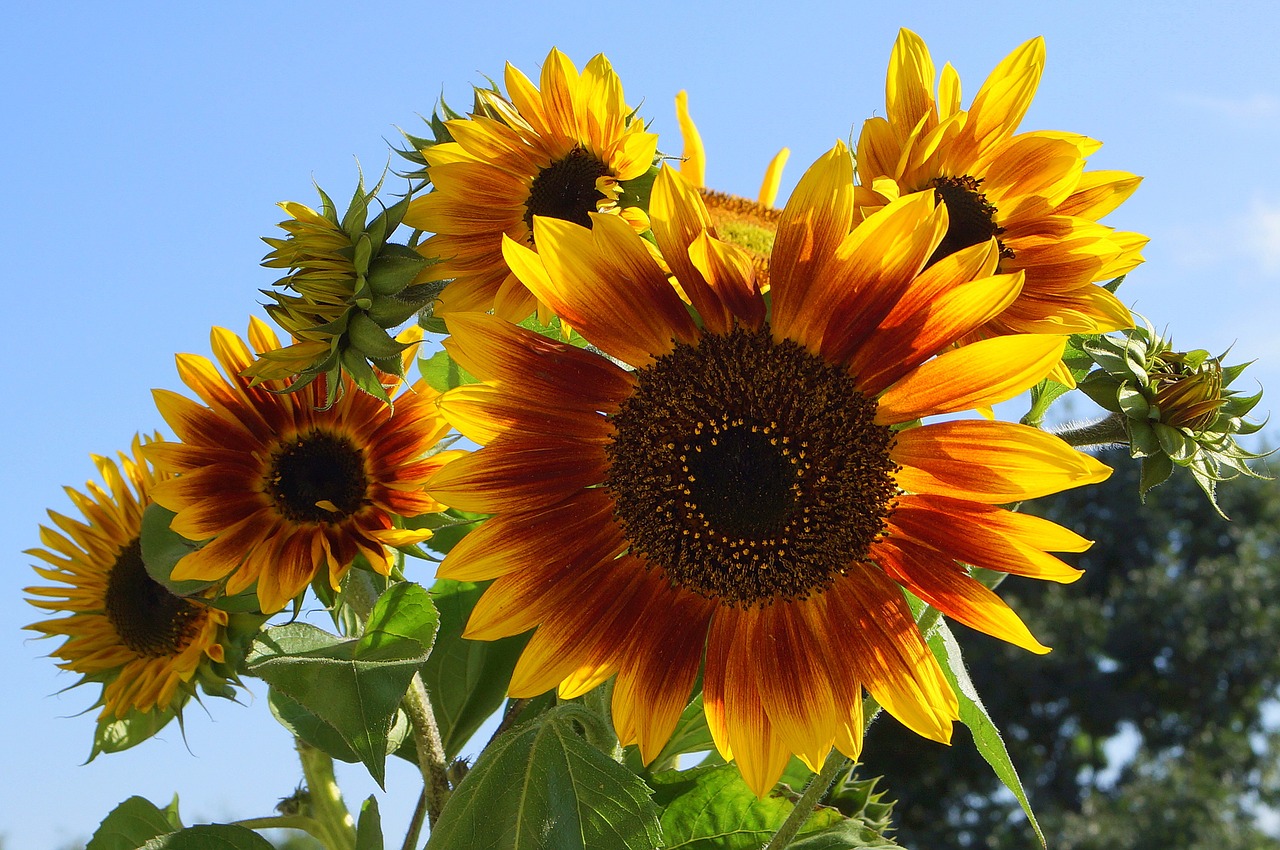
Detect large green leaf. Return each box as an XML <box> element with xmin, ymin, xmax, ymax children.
<box><xmin>426</xmin><ymin>705</ymin><xmax>662</xmax><ymax>850</ymax></box>
<box><xmin>87</xmin><ymin>796</ymin><xmax>182</xmax><ymax>850</ymax></box>
<box><xmin>421</xmin><ymin>579</ymin><xmax>530</xmax><ymax>759</ymax></box>
<box><xmin>139</xmin><ymin>825</ymin><xmax>275</xmax><ymax>849</ymax></box>
<box><xmin>419</xmin><ymin>348</ymin><xmax>478</xmax><ymax>393</ymax></box>
<box><xmin>929</xmin><ymin>621</ymin><xmax>1045</xmax><ymax>848</ymax></box>
<box><xmin>651</xmin><ymin>764</ymin><xmax>844</xmax><ymax>849</ymax></box>
<box><xmin>247</xmin><ymin>583</ymin><xmax>439</xmax><ymax>786</ymax></box>
<box><xmin>268</xmin><ymin>687</ymin><xmax>412</xmax><ymax>765</ymax></box>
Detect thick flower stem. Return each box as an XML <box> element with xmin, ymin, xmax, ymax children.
<box><xmin>1050</xmin><ymin>412</ymin><xmax>1129</xmax><ymax>449</ymax></box>
<box><xmin>296</xmin><ymin>739</ymin><xmax>356</xmax><ymax>850</ymax></box>
<box><xmin>403</xmin><ymin>671</ymin><xmax>452</xmax><ymax>828</ymax></box>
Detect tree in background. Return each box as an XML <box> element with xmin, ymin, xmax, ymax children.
<box><xmin>857</xmin><ymin>448</ymin><xmax>1280</xmax><ymax>849</ymax></box>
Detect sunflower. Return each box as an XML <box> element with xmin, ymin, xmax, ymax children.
<box><xmin>674</xmin><ymin>89</ymin><xmax>791</xmax><ymax>290</ymax></box>
<box><xmin>855</xmin><ymin>29</ymin><xmax>1147</xmax><ymax>337</ymax></box>
<box><xmin>144</xmin><ymin>317</ymin><xmax>460</xmax><ymax>614</ymax></box>
<box><xmin>404</xmin><ymin>48</ymin><xmax>659</xmax><ymax>322</ymax></box>
<box><xmin>26</xmin><ymin>436</ymin><xmax>233</xmax><ymax>746</ymax></box>
<box><xmin>428</xmin><ymin>144</ymin><xmax>1112</xmax><ymax>796</ymax></box>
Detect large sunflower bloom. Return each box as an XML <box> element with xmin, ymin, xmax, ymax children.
<box><xmin>428</xmin><ymin>144</ymin><xmax>1111</xmax><ymax>796</ymax></box>
<box><xmin>26</xmin><ymin>436</ymin><xmax>233</xmax><ymax>736</ymax></box>
<box><xmin>404</xmin><ymin>48</ymin><xmax>658</xmax><ymax>322</ymax></box>
<box><xmin>855</xmin><ymin>29</ymin><xmax>1147</xmax><ymax>336</ymax></box>
<box><xmin>145</xmin><ymin>318</ymin><xmax>460</xmax><ymax>614</ymax></box>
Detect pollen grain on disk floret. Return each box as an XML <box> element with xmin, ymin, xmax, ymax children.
<box><xmin>425</xmin><ymin>142</ymin><xmax>1112</xmax><ymax>797</ymax></box>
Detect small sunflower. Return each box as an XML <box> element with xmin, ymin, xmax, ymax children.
<box><xmin>674</xmin><ymin>90</ymin><xmax>791</xmax><ymax>290</ymax></box>
<box><xmin>855</xmin><ymin>29</ymin><xmax>1147</xmax><ymax>337</ymax></box>
<box><xmin>404</xmin><ymin>48</ymin><xmax>659</xmax><ymax>322</ymax></box>
<box><xmin>145</xmin><ymin>318</ymin><xmax>460</xmax><ymax>614</ymax></box>
<box><xmin>428</xmin><ymin>145</ymin><xmax>1111</xmax><ymax>796</ymax></box>
<box><xmin>26</xmin><ymin>436</ymin><xmax>235</xmax><ymax>753</ymax></box>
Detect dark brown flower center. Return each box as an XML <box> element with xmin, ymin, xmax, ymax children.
<box><xmin>605</xmin><ymin>326</ymin><xmax>899</xmax><ymax>607</ymax></box>
<box><xmin>524</xmin><ymin>146</ymin><xmax>612</xmax><ymax>235</ymax></box>
<box><xmin>266</xmin><ymin>430</ymin><xmax>369</xmax><ymax>523</ymax></box>
<box><xmin>926</xmin><ymin>175</ymin><xmax>1015</xmax><ymax>268</ymax></box>
<box><xmin>105</xmin><ymin>538</ymin><xmax>205</xmax><ymax>658</ymax></box>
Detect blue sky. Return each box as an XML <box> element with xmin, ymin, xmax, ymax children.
<box><xmin>4</xmin><ymin>2</ymin><xmax>1279</xmax><ymax>847</ymax></box>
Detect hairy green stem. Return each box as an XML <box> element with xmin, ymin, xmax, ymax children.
<box><xmin>400</xmin><ymin>790</ymin><xmax>428</xmax><ymax>850</ymax></box>
<box><xmin>403</xmin><ymin>671</ymin><xmax>453</xmax><ymax>828</ymax></box>
<box><xmin>1051</xmin><ymin>411</ymin><xmax>1129</xmax><ymax>448</ymax></box>
<box><xmin>296</xmin><ymin>739</ymin><xmax>356</xmax><ymax>850</ymax></box>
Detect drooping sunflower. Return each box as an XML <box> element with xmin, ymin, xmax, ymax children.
<box><xmin>404</xmin><ymin>48</ymin><xmax>659</xmax><ymax>322</ymax></box>
<box><xmin>855</xmin><ymin>29</ymin><xmax>1147</xmax><ymax>337</ymax></box>
<box><xmin>428</xmin><ymin>145</ymin><xmax>1112</xmax><ymax>796</ymax></box>
<box><xmin>145</xmin><ymin>318</ymin><xmax>460</xmax><ymax>614</ymax></box>
<box><xmin>26</xmin><ymin>436</ymin><xmax>234</xmax><ymax>751</ymax></box>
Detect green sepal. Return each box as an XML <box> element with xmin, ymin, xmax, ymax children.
<box><xmin>425</xmin><ymin>704</ymin><xmax>662</xmax><ymax>850</ymax></box>
<box><xmin>1076</xmin><ymin>371</ymin><xmax>1124</xmax><ymax>414</ymax></box>
<box><xmin>348</xmin><ymin>311</ymin><xmax>411</xmax><ymax>360</ymax></box>
<box><xmin>1139</xmin><ymin>452</ymin><xmax>1175</xmax><ymax>499</ymax></box>
<box><xmin>367</xmin><ymin>243</ymin><xmax>430</xmax><ymax>297</ymax></box>
<box><xmin>87</xmin><ymin>795</ymin><xmax>183</xmax><ymax>850</ymax></box>
<box><xmin>342</xmin><ymin>347</ymin><xmax>393</xmax><ymax>405</ymax></box>
<box><xmin>246</xmin><ymin>583</ymin><xmax>439</xmax><ymax>787</ymax></box>
<box><xmin>616</xmin><ymin>164</ymin><xmax>660</xmax><ymax>212</ymax></box>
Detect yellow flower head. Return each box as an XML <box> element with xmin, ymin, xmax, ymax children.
<box><xmin>404</xmin><ymin>48</ymin><xmax>659</xmax><ymax>323</ymax></box>
<box><xmin>856</xmin><ymin>29</ymin><xmax>1148</xmax><ymax>338</ymax></box>
<box><xmin>427</xmin><ymin>143</ymin><xmax>1111</xmax><ymax>796</ymax></box>
<box><xmin>26</xmin><ymin>436</ymin><xmax>237</xmax><ymax>756</ymax></box>
<box><xmin>146</xmin><ymin>318</ymin><xmax>463</xmax><ymax>614</ymax></box>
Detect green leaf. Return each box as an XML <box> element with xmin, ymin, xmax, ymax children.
<box><xmin>139</xmin><ymin>504</ymin><xmax>211</xmax><ymax>596</ymax></box>
<box><xmin>268</xmin><ymin>687</ymin><xmax>411</xmax><ymax>764</ymax></box>
<box><xmin>348</xmin><ymin>311</ymin><xmax>411</xmax><ymax>360</ymax></box>
<box><xmin>651</xmin><ymin>763</ymin><xmax>844</xmax><ymax>850</ymax></box>
<box><xmin>418</xmin><ymin>348</ymin><xmax>478</xmax><ymax>393</ymax></box>
<box><xmin>929</xmin><ymin>621</ymin><xmax>1045</xmax><ymax>848</ymax></box>
<box><xmin>89</xmin><ymin>707</ymin><xmax>179</xmax><ymax>761</ymax></box>
<box><xmin>246</xmin><ymin>583</ymin><xmax>438</xmax><ymax>787</ymax></box>
<box><xmin>88</xmin><ymin>796</ymin><xmax>183</xmax><ymax>850</ymax></box>
<box><xmin>139</xmin><ymin>824</ymin><xmax>276</xmax><ymax>849</ymax></box>
<box><xmin>426</xmin><ymin>705</ymin><xmax>662</xmax><ymax>850</ymax></box>
<box><xmin>356</xmin><ymin>796</ymin><xmax>385</xmax><ymax>850</ymax></box>
<box><xmin>421</xmin><ymin>579</ymin><xmax>531</xmax><ymax>759</ymax></box>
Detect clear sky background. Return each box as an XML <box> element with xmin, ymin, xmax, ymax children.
<box><xmin>4</xmin><ymin>2</ymin><xmax>1278</xmax><ymax>847</ymax></box>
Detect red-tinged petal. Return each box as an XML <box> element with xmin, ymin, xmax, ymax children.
<box><xmin>169</xmin><ymin>508</ymin><xmax>276</xmax><ymax>583</ymax></box>
<box><xmin>256</xmin><ymin>530</ymin><xmax>322</xmax><ymax>613</ymax></box>
<box><xmin>439</xmin><ymin>383</ymin><xmax>612</xmax><ymax>446</ymax></box>
<box><xmin>427</xmin><ymin>436</ymin><xmax>605</xmax><ymax>514</ymax></box>
<box><xmin>650</xmin><ymin>165</ymin><xmax>733</xmax><ymax>331</ymax></box>
<box><xmin>850</xmin><ymin>270</ymin><xmax>1024</xmax><ymax>396</ymax></box>
<box><xmin>886</xmin><ymin>29</ymin><xmax>938</xmax><ymax>145</ymax></box>
<box><xmin>750</xmin><ymin>599</ymin><xmax>841</xmax><ymax>770</ymax></box>
<box><xmin>856</xmin><ymin>117</ymin><xmax>900</xmax><ymax>184</ymax></box>
<box><xmin>687</xmin><ymin>231</ymin><xmax>766</xmax><ymax>330</ymax></box>
<box><xmin>440</xmin><ymin>488</ymin><xmax>617</xmax><ymax>582</ymax></box>
<box><xmin>442</xmin><ymin>311</ymin><xmax>635</xmax><ymax>407</ymax></box>
<box><xmin>963</xmin><ymin>37</ymin><xmax>1045</xmax><ymax>156</ymax></box>
<box><xmin>893</xmin><ymin>419</ymin><xmax>1111</xmax><ymax>503</ymax></box>
<box><xmin>874</xmin><ymin>536</ymin><xmax>1049</xmax><ymax>653</ymax></box>
<box><xmin>703</xmin><ymin>609</ymin><xmax>793</xmax><ymax>797</ymax></box>
<box><xmin>520</xmin><ymin>215</ymin><xmax>699</xmax><ymax>366</ymax></box>
<box><xmin>612</xmin><ymin>581</ymin><xmax>715</xmax><ymax>762</ymax></box>
<box><xmin>875</xmin><ymin>334</ymin><xmax>1066</xmax><ymax>424</ymax></box>
<box><xmin>770</xmin><ymin>142</ymin><xmax>856</xmax><ymax>346</ymax></box>
<box><xmin>895</xmin><ymin>493</ymin><xmax>1093</xmax><ymax>553</ymax></box>
<box><xmin>151</xmin><ymin>389</ymin><xmax>259</xmax><ymax>454</ymax></box>
<box><xmin>1058</xmin><ymin>170</ymin><xmax>1143</xmax><ymax>219</ymax></box>
<box><xmin>829</xmin><ymin>570</ymin><xmax>958</xmax><ymax>743</ymax></box>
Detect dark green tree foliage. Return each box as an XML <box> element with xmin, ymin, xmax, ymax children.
<box><xmin>855</xmin><ymin>449</ymin><xmax>1280</xmax><ymax>849</ymax></box>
